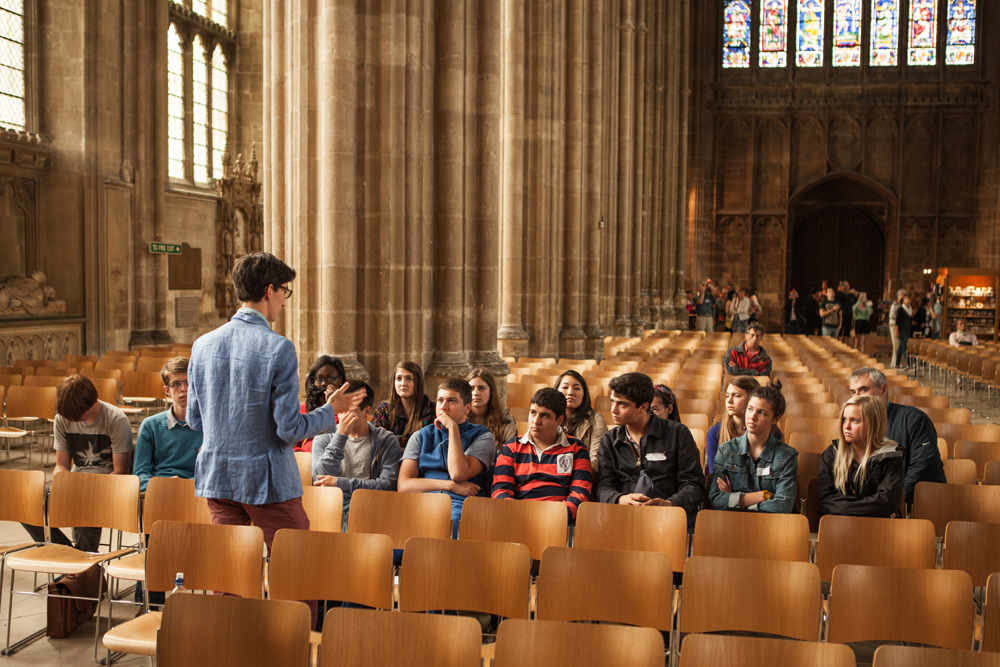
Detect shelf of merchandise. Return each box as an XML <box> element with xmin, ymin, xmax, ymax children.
<box><xmin>936</xmin><ymin>268</ymin><xmax>1000</xmax><ymax>341</ymax></box>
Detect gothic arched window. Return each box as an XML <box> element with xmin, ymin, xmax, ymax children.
<box><xmin>796</xmin><ymin>0</ymin><xmax>824</xmax><ymax>67</ymax></box>
<box><xmin>723</xmin><ymin>0</ymin><xmax>752</xmax><ymax>68</ymax></box>
<box><xmin>759</xmin><ymin>0</ymin><xmax>788</xmax><ymax>67</ymax></box>
<box><xmin>832</xmin><ymin>0</ymin><xmax>862</xmax><ymax>66</ymax></box>
<box><xmin>945</xmin><ymin>0</ymin><xmax>975</xmax><ymax>65</ymax></box>
<box><xmin>908</xmin><ymin>0</ymin><xmax>938</xmax><ymax>65</ymax></box>
<box><xmin>0</xmin><ymin>0</ymin><xmax>25</xmax><ymax>130</ymax></box>
<box><xmin>870</xmin><ymin>0</ymin><xmax>900</xmax><ymax>66</ymax></box>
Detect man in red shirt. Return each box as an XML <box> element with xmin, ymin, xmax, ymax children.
<box><xmin>723</xmin><ymin>322</ymin><xmax>772</xmax><ymax>376</ymax></box>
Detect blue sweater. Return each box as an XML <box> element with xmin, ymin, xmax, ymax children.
<box><xmin>134</xmin><ymin>408</ymin><xmax>203</xmax><ymax>492</ymax></box>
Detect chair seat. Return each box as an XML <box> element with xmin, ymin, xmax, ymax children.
<box><xmin>0</xmin><ymin>541</ymin><xmax>38</xmax><ymax>556</ymax></box>
<box><xmin>106</xmin><ymin>553</ymin><xmax>146</xmax><ymax>581</ymax></box>
<box><xmin>102</xmin><ymin>610</ymin><xmax>161</xmax><ymax>656</ymax></box>
<box><xmin>310</xmin><ymin>630</ymin><xmax>321</xmax><ymax>645</ymax></box>
<box><xmin>482</xmin><ymin>642</ymin><xmax>496</xmax><ymax>661</ymax></box>
<box><xmin>0</xmin><ymin>426</ymin><xmax>28</xmax><ymax>438</ymax></box>
<box><xmin>123</xmin><ymin>397</ymin><xmax>157</xmax><ymax>404</ymax></box>
<box><xmin>6</xmin><ymin>544</ymin><xmax>136</xmax><ymax>575</ymax></box>
<box><xmin>116</xmin><ymin>405</ymin><xmax>144</xmax><ymax>415</ymax></box>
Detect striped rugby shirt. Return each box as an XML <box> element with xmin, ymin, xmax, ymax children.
<box><xmin>491</xmin><ymin>431</ymin><xmax>593</xmax><ymax>519</ymax></box>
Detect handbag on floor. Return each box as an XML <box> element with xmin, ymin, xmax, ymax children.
<box><xmin>46</xmin><ymin>564</ymin><xmax>106</xmax><ymax>638</ymax></box>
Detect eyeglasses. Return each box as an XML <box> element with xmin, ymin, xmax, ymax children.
<box><xmin>167</xmin><ymin>380</ymin><xmax>189</xmax><ymax>390</ymax></box>
<box><xmin>314</xmin><ymin>375</ymin><xmax>344</xmax><ymax>387</ymax></box>
<box><xmin>274</xmin><ymin>284</ymin><xmax>293</xmax><ymax>299</ymax></box>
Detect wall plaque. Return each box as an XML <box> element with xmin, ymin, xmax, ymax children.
<box><xmin>168</xmin><ymin>242</ymin><xmax>202</xmax><ymax>290</ymax></box>
<box><xmin>174</xmin><ymin>296</ymin><xmax>200</xmax><ymax>328</ymax></box>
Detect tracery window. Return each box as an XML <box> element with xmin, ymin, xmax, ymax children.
<box><xmin>759</xmin><ymin>0</ymin><xmax>788</xmax><ymax>68</ymax></box>
<box><xmin>832</xmin><ymin>0</ymin><xmax>862</xmax><ymax>66</ymax></box>
<box><xmin>796</xmin><ymin>0</ymin><xmax>824</xmax><ymax>67</ymax></box>
<box><xmin>908</xmin><ymin>0</ymin><xmax>938</xmax><ymax>65</ymax></box>
<box><xmin>870</xmin><ymin>0</ymin><xmax>900</xmax><ymax>66</ymax></box>
<box><xmin>0</xmin><ymin>0</ymin><xmax>25</xmax><ymax>130</ymax></box>
<box><xmin>945</xmin><ymin>0</ymin><xmax>975</xmax><ymax>65</ymax></box>
<box><xmin>722</xmin><ymin>0</ymin><xmax>752</xmax><ymax>69</ymax></box>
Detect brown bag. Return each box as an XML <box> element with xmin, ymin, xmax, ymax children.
<box><xmin>46</xmin><ymin>564</ymin><xmax>107</xmax><ymax>638</ymax></box>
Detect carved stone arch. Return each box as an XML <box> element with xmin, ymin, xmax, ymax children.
<box><xmin>829</xmin><ymin>116</ymin><xmax>863</xmax><ymax>172</ymax></box>
<box><xmin>791</xmin><ymin>117</ymin><xmax>827</xmax><ymax>192</ymax></box>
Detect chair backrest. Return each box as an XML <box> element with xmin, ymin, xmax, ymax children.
<box><xmin>14</xmin><ymin>359</ymin><xmax>52</xmax><ymax>369</ymax></box>
<box><xmin>679</xmin><ymin>556</ymin><xmax>821</xmax><ymax>641</ymax></box>
<box><xmin>347</xmin><ymin>489</ymin><xmax>452</xmax><ymax>549</ymax></box>
<box><xmin>80</xmin><ymin>368</ymin><xmax>123</xmax><ymax>383</ymax></box>
<box><xmin>136</xmin><ymin>356</ymin><xmax>173</xmax><ymax>374</ymax></box>
<box><xmin>913</xmin><ymin>482</ymin><xmax>1000</xmax><ymax>537</ymax></box>
<box><xmin>987</xmin><ymin>461</ymin><xmax>1000</xmax><ymax>487</ymax></box>
<box><xmin>827</xmin><ymin>564</ymin><xmax>973</xmax><ymax>650</ymax></box>
<box><xmin>873</xmin><ymin>646</ymin><xmax>1000</xmax><ymax>667</ymax></box>
<box><xmin>157</xmin><ymin>593</ymin><xmax>309</xmax><ymax>667</ymax></box>
<box><xmin>65</xmin><ymin>354</ymin><xmax>99</xmax><ymax>364</ymax></box>
<box><xmin>693</xmin><ymin>510</ymin><xmax>810</xmax><ymax>562</ymax></box>
<box><xmin>535</xmin><ymin>546</ymin><xmax>673</xmax><ymax>632</ymax></box>
<box><xmin>95</xmin><ymin>360</ymin><xmax>135</xmax><ymax>373</ymax></box>
<box><xmin>924</xmin><ymin>408</ymin><xmax>973</xmax><ymax>426</ymax></box>
<box><xmin>937</xmin><ymin>424</ymin><xmax>1000</xmax><ymax>459</ymax></box>
<box><xmin>894</xmin><ymin>394</ymin><xmax>951</xmax><ymax>409</ymax></box>
<box><xmin>293</xmin><ymin>450</ymin><xmax>312</xmax><ymax>486</ymax></box>
<box><xmin>943</xmin><ymin>458</ymin><xmax>979</xmax><ymax>485</ymax></box>
<box><xmin>816</xmin><ymin>515</ymin><xmax>937</xmax><ymax>581</ymax></box>
<box><xmin>0</xmin><ymin>373</ymin><xmax>22</xmax><ymax>392</ymax></box>
<box><xmin>23</xmin><ymin>375</ymin><xmax>64</xmax><ymax>389</ymax></box>
<box><xmin>954</xmin><ymin>440</ymin><xmax>1000</xmax><ymax>481</ymax></box>
<box><xmin>398</xmin><ymin>537</ymin><xmax>530</xmax><ymax>619</ymax></box>
<box><xmin>90</xmin><ymin>378</ymin><xmax>118</xmax><ymax>406</ymax></box>
<box><xmin>679</xmin><ymin>635</ymin><xmax>856</xmax><ymax>667</ymax></box>
<box><xmin>320</xmin><ymin>608</ymin><xmax>482</xmax><ymax>667</ymax></box>
<box><xmin>48</xmin><ymin>471</ymin><xmax>139</xmax><ymax>533</ymax></box>
<box><xmin>5</xmin><ymin>384</ymin><xmax>57</xmax><ymax>420</ymax></box>
<box><xmin>493</xmin><ymin>619</ymin><xmax>665</xmax><ymax>667</ymax></box>
<box><xmin>35</xmin><ymin>367</ymin><xmax>74</xmax><ymax>377</ymax></box>
<box><xmin>54</xmin><ymin>360</ymin><xmax>91</xmax><ymax>370</ymax></box>
<box><xmin>681</xmin><ymin>413</ymin><xmax>711</xmax><ymax>432</ymax></box>
<box><xmin>143</xmin><ymin>476</ymin><xmax>211</xmax><ymax>527</ymax></box>
<box><xmin>943</xmin><ymin>521</ymin><xmax>1000</xmax><ymax>588</ymax></box>
<box><xmin>573</xmin><ymin>503</ymin><xmax>688</xmax><ymax>572</ymax></box>
<box><xmin>788</xmin><ymin>431</ymin><xmax>835</xmax><ymax>455</ymax></box>
<box><xmin>0</xmin><ymin>365</ymin><xmax>30</xmax><ymax>376</ymax></box>
<box><xmin>122</xmin><ymin>370</ymin><xmax>166</xmax><ymax>399</ymax></box>
<box><xmin>0</xmin><ymin>468</ymin><xmax>45</xmax><ymax>525</ymax></box>
<box><xmin>146</xmin><ymin>520</ymin><xmax>264</xmax><ymax>597</ymax></box>
<box><xmin>103</xmin><ymin>351</ymin><xmax>140</xmax><ymax>362</ymax></box>
<box><xmin>785</xmin><ymin>417</ymin><xmax>841</xmax><ymax>439</ymax></box>
<box><xmin>676</xmin><ymin>398</ymin><xmax>716</xmax><ymax>417</ymax></box>
<box><xmin>301</xmin><ymin>485</ymin><xmax>344</xmax><ymax>532</ymax></box>
<box><xmin>270</xmin><ymin>529</ymin><xmax>392</xmax><ymax>609</ymax></box>
<box><xmin>783</xmin><ymin>403</ymin><xmax>841</xmax><ymax>419</ymax></box>
<box><xmin>985</xmin><ymin>573</ymin><xmax>1000</xmax><ymax>653</ymax></box>
<box><xmin>459</xmin><ymin>496</ymin><xmax>568</xmax><ymax>561</ymax></box>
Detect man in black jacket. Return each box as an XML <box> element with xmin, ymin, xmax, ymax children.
<box><xmin>848</xmin><ymin>367</ymin><xmax>947</xmax><ymax>503</ymax></box>
<box><xmin>784</xmin><ymin>288</ymin><xmax>805</xmax><ymax>335</ymax></box>
<box><xmin>596</xmin><ymin>373</ymin><xmax>705</xmax><ymax>528</ymax></box>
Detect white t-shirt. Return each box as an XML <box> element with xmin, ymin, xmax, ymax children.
<box><xmin>54</xmin><ymin>401</ymin><xmax>133</xmax><ymax>473</ymax></box>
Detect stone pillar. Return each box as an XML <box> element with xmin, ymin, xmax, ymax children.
<box><xmin>670</xmin><ymin>0</ymin><xmax>692</xmax><ymax>325</ymax></box>
<box><xmin>613</xmin><ymin>0</ymin><xmax>635</xmax><ymax>336</ymax></box>
<box><xmin>659</xmin><ymin>0</ymin><xmax>680</xmax><ymax>328</ymax></box>
<box><xmin>560</xmin><ymin>0</ymin><xmax>586</xmax><ymax>359</ymax></box>
<box><xmin>583</xmin><ymin>0</ymin><xmax>607</xmax><ymax>359</ymax></box>
<box><xmin>645</xmin><ymin>0</ymin><xmax>665</xmax><ymax>329</ymax></box>
<box><xmin>629</xmin><ymin>0</ymin><xmax>646</xmax><ymax>332</ymax></box>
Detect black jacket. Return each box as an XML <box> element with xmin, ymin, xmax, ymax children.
<box><xmin>802</xmin><ymin>298</ymin><xmax>821</xmax><ymax>335</ymax></box>
<box><xmin>596</xmin><ymin>414</ymin><xmax>706</xmax><ymax>520</ymax></box>
<box><xmin>784</xmin><ymin>297</ymin><xmax>804</xmax><ymax>325</ymax></box>
<box><xmin>817</xmin><ymin>442</ymin><xmax>904</xmax><ymax>518</ymax></box>
<box><xmin>886</xmin><ymin>401</ymin><xmax>947</xmax><ymax>502</ymax></box>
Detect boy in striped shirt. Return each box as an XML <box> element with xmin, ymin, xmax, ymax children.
<box><xmin>491</xmin><ymin>388</ymin><xmax>593</xmax><ymax>519</ymax></box>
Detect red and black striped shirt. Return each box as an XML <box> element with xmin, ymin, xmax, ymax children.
<box><xmin>491</xmin><ymin>433</ymin><xmax>593</xmax><ymax>519</ymax></box>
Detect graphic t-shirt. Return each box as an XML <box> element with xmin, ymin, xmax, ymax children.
<box><xmin>821</xmin><ymin>299</ymin><xmax>841</xmax><ymax>327</ymax></box>
<box><xmin>54</xmin><ymin>401</ymin><xmax>133</xmax><ymax>473</ymax></box>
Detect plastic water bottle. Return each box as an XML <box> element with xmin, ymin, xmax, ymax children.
<box><xmin>167</xmin><ymin>572</ymin><xmax>188</xmax><ymax>598</ymax></box>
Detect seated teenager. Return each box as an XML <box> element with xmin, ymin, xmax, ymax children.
<box><xmin>555</xmin><ymin>370</ymin><xmax>608</xmax><ymax>472</ymax></box>
<box><xmin>708</xmin><ymin>383</ymin><xmax>797</xmax><ymax>513</ymax></box>
<box><xmin>371</xmin><ymin>361</ymin><xmax>435</xmax><ymax>448</ymax></box>
<box><xmin>296</xmin><ymin>355</ymin><xmax>345</xmax><ymax>453</ymax></box>
<box><xmin>468</xmin><ymin>369</ymin><xmax>517</xmax><ymax>452</ymax></box>
<box><xmin>491</xmin><ymin>388</ymin><xmax>593</xmax><ymax>520</ymax></box>
<box><xmin>134</xmin><ymin>357</ymin><xmax>203</xmax><ymax>492</ymax></box>
<box><xmin>817</xmin><ymin>395</ymin><xmax>904</xmax><ymax>519</ymax></box>
<box><xmin>312</xmin><ymin>381</ymin><xmax>402</xmax><ymax>529</ymax></box>
<box><xmin>722</xmin><ymin>322</ymin><xmax>772</xmax><ymax>377</ymax></box>
<box><xmin>705</xmin><ymin>377</ymin><xmax>758</xmax><ymax>475</ymax></box>
<box><xmin>595</xmin><ymin>373</ymin><xmax>705</xmax><ymax>528</ymax></box>
<box><xmin>650</xmin><ymin>384</ymin><xmax>681</xmax><ymax>423</ymax></box>
<box><xmin>397</xmin><ymin>378</ymin><xmax>497</xmax><ymax>536</ymax></box>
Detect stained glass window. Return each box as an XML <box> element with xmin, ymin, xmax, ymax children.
<box><xmin>211</xmin><ymin>45</ymin><xmax>228</xmax><ymax>180</ymax></box>
<box><xmin>908</xmin><ymin>0</ymin><xmax>938</xmax><ymax>65</ymax></box>
<box><xmin>0</xmin><ymin>0</ymin><xmax>24</xmax><ymax>130</ymax></box>
<box><xmin>796</xmin><ymin>0</ymin><xmax>824</xmax><ymax>67</ymax></box>
<box><xmin>870</xmin><ymin>0</ymin><xmax>899</xmax><ymax>66</ymax></box>
<box><xmin>759</xmin><ymin>0</ymin><xmax>788</xmax><ymax>67</ymax></box>
<box><xmin>833</xmin><ymin>0</ymin><xmax>862</xmax><ymax>66</ymax></box>
<box><xmin>722</xmin><ymin>0</ymin><xmax>751</xmax><ymax>69</ymax></box>
<box><xmin>167</xmin><ymin>24</ymin><xmax>185</xmax><ymax>180</ymax></box>
<box><xmin>946</xmin><ymin>0</ymin><xmax>975</xmax><ymax>65</ymax></box>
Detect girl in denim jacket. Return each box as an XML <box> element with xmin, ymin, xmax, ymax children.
<box><xmin>709</xmin><ymin>382</ymin><xmax>799</xmax><ymax>513</ymax></box>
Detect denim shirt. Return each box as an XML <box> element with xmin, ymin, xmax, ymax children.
<box><xmin>187</xmin><ymin>309</ymin><xmax>337</xmax><ymax>505</ymax></box>
<box><xmin>708</xmin><ymin>433</ymin><xmax>798</xmax><ymax>513</ymax></box>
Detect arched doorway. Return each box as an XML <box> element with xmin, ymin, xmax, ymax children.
<box><xmin>791</xmin><ymin>206</ymin><xmax>885</xmax><ymax>299</ymax></box>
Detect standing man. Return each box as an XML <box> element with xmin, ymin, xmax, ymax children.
<box><xmin>694</xmin><ymin>279</ymin><xmax>717</xmax><ymax>334</ymax></box>
<box><xmin>819</xmin><ymin>287</ymin><xmax>842</xmax><ymax>337</ymax></box>
<box><xmin>837</xmin><ymin>281</ymin><xmax>858</xmax><ymax>344</ymax></box>
<box><xmin>784</xmin><ymin>288</ymin><xmax>804</xmax><ymax>335</ymax></box>
<box><xmin>187</xmin><ymin>253</ymin><xmax>364</xmax><ymax>624</ymax></box>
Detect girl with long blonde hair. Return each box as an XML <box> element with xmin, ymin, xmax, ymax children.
<box><xmin>817</xmin><ymin>394</ymin><xmax>904</xmax><ymax>518</ymax></box>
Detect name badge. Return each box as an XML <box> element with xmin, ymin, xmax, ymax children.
<box><xmin>556</xmin><ymin>454</ymin><xmax>573</xmax><ymax>474</ymax></box>
<box><xmin>646</xmin><ymin>452</ymin><xmax>666</xmax><ymax>462</ymax></box>
<box><xmin>756</xmin><ymin>466</ymin><xmax>771</xmax><ymax>476</ymax></box>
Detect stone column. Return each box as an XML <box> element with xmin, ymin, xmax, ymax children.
<box><xmin>671</xmin><ymin>0</ymin><xmax>692</xmax><ymax>325</ymax></box>
<box><xmin>560</xmin><ymin>0</ymin><xmax>586</xmax><ymax>358</ymax></box>
<box><xmin>646</xmin><ymin>0</ymin><xmax>665</xmax><ymax>329</ymax></box>
<box><xmin>613</xmin><ymin>0</ymin><xmax>635</xmax><ymax>336</ymax></box>
<box><xmin>659</xmin><ymin>0</ymin><xmax>680</xmax><ymax>328</ymax></box>
<box><xmin>629</xmin><ymin>0</ymin><xmax>646</xmax><ymax>332</ymax></box>
<box><xmin>583</xmin><ymin>0</ymin><xmax>607</xmax><ymax>358</ymax></box>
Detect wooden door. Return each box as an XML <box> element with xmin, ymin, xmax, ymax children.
<box><xmin>791</xmin><ymin>206</ymin><xmax>884</xmax><ymax>299</ymax></box>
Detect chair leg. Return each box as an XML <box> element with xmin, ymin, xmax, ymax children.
<box><xmin>1</xmin><ymin>566</ymin><xmax>45</xmax><ymax>656</ymax></box>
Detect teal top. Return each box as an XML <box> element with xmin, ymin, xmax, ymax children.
<box><xmin>853</xmin><ymin>302</ymin><xmax>873</xmax><ymax>321</ymax></box>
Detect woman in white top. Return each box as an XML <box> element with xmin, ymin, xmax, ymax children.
<box><xmin>748</xmin><ymin>286</ymin><xmax>762</xmax><ymax>321</ymax></box>
<box><xmin>732</xmin><ymin>288</ymin><xmax>751</xmax><ymax>333</ymax></box>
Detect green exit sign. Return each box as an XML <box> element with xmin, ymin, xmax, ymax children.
<box><xmin>149</xmin><ymin>243</ymin><xmax>182</xmax><ymax>254</ymax></box>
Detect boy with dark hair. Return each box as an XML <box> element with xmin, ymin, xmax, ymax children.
<box><xmin>21</xmin><ymin>375</ymin><xmax>133</xmax><ymax>552</ymax></box>
<box><xmin>311</xmin><ymin>380</ymin><xmax>402</xmax><ymax>526</ymax></box>
<box><xmin>491</xmin><ymin>388</ymin><xmax>592</xmax><ymax>520</ymax></box>
<box><xmin>398</xmin><ymin>378</ymin><xmax>496</xmax><ymax>534</ymax></box>
<box><xmin>596</xmin><ymin>372</ymin><xmax>705</xmax><ymax>528</ymax></box>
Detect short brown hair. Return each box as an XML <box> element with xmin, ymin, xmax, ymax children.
<box><xmin>438</xmin><ymin>378</ymin><xmax>472</xmax><ymax>405</ymax></box>
<box><xmin>232</xmin><ymin>252</ymin><xmax>296</xmax><ymax>302</ymax></box>
<box><xmin>56</xmin><ymin>375</ymin><xmax>99</xmax><ymax>421</ymax></box>
<box><xmin>160</xmin><ymin>356</ymin><xmax>190</xmax><ymax>386</ymax></box>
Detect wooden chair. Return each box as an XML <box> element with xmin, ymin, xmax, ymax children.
<box><xmin>954</xmin><ymin>440</ymin><xmax>1000</xmax><ymax>481</ymax></box>
<box><xmin>507</xmin><ymin>383</ymin><xmax>549</xmax><ymax>409</ymax></box>
<box><xmin>34</xmin><ymin>366</ymin><xmax>74</xmax><ymax>377</ymax></box>
<box><xmin>22</xmin><ymin>374</ymin><xmax>65</xmax><ymax>389</ymax></box>
<box><xmin>795</xmin><ymin>451</ymin><xmax>822</xmax><ymax>513</ymax></box>
<box><xmin>785</xmin><ymin>417</ymin><xmax>841</xmax><ymax>439</ymax></box>
<box><xmin>347</xmin><ymin>489</ymin><xmax>452</xmax><ymax>550</ymax></box>
<box><xmin>0</xmin><ymin>365</ymin><xmax>30</xmax><ymax>376</ymax></box>
<box><xmin>535</xmin><ymin>547</ymin><xmax>673</xmax><ymax>633</ymax></box>
<box><xmin>895</xmin><ymin>394</ymin><xmax>951</xmax><ymax>409</ymax></box>
<box><xmin>102</xmin><ymin>351</ymin><xmax>139</xmax><ymax>362</ymax></box>
<box><xmin>678</xmin><ymin>556</ymin><xmax>821</xmax><ymax>642</ymax></box>
<box><xmin>913</xmin><ymin>482</ymin><xmax>1000</xmax><ymax>537</ymax></box>
<box><xmin>0</xmin><ymin>469</ymin><xmax>45</xmax><ymax>624</ymax></box>
<box><xmin>96</xmin><ymin>360</ymin><xmax>135</xmax><ymax>374</ymax></box>
<box><xmin>122</xmin><ymin>370</ymin><xmax>166</xmax><ymax>405</ymax></box>
<box><xmin>5</xmin><ymin>471</ymin><xmax>140</xmax><ymax>657</ymax></box>
<box><xmin>873</xmin><ymin>646</ymin><xmax>1000</xmax><ymax>667</ymax></box>
<box><xmin>783</xmin><ymin>403</ymin><xmax>841</xmax><ymax>419</ymax></box>
<box><xmin>157</xmin><ymin>593</ymin><xmax>309</xmax><ymax>667</ymax></box>
<box><xmin>103</xmin><ymin>520</ymin><xmax>265</xmax><ymax>660</ymax></box>
<box><xmin>671</xmin><ymin>389</ymin><xmax>719</xmax><ymax>402</ymax></box>
<box><xmin>321</xmin><ymin>608</ymin><xmax>481</xmax><ymax>667</ymax></box>
<box><xmin>942</xmin><ymin>521</ymin><xmax>1000</xmax><ymax>588</ymax></box>
<box><xmin>985</xmin><ymin>573</ymin><xmax>1000</xmax><ymax>653</ymax></box>
<box><xmin>14</xmin><ymin>359</ymin><xmax>52</xmax><ymax>370</ymax></box>
<box><xmin>692</xmin><ymin>510</ymin><xmax>810</xmax><ymax>562</ymax></box>
<box><xmin>827</xmin><ymin>565</ymin><xmax>973</xmax><ymax>651</ymax></box>
<box><xmin>815</xmin><ymin>515</ymin><xmax>937</xmax><ymax>581</ymax></box>
<box><xmin>679</xmin><ymin>635</ymin><xmax>855</xmax><ymax>667</ymax></box>
<box><xmin>64</xmin><ymin>354</ymin><xmax>99</xmax><ymax>365</ymax></box>
<box><xmin>2</xmin><ymin>385</ymin><xmax>57</xmax><ymax>466</ymax></box>
<box><xmin>574</xmin><ymin>503</ymin><xmax>688</xmax><ymax>572</ymax></box>
<box><xmin>81</xmin><ymin>367</ymin><xmax>123</xmax><ymax>384</ymax></box>
<box><xmin>987</xmin><ymin>461</ymin><xmax>1000</xmax><ymax>487</ymax></box>
<box><xmin>788</xmin><ymin>431</ymin><xmax>836</xmax><ymax>455</ymax></box>
<box><xmin>943</xmin><ymin>458</ymin><xmax>979</xmax><ymax>485</ymax></box>
<box><xmin>136</xmin><ymin>356</ymin><xmax>174</xmax><ymax>374</ymax></box>
<box><xmin>922</xmin><ymin>408</ymin><xmax>974</xmax><ymax>425</ymax></box>
<box><xmin>294</xmin><ymin>450</ymin><xmax>313</xmax><ymax>486</ymax></box>
<box><xmin>937</xmin><ymin>424</ymin><xmax>1000</xmax><ymax>459</ymax></box>
<box><xmin>681</xmin><ymin>413</ymin><xmax>711</xmax><ymax>432</ymax></box>
<box><xmin>301</xmin><ymin>485</ymin><xmax>344</xmax><ymax>532</ymax></box>
<box><xmin>676</xmin><ymin>398</ymin><xmax>716</xmax><ymax>418</ymax></box>
<box><xmin>0</xmin><ymin>373</ymin><xmax>21</xmax><ymax>392</ymax></box>
<box><xmin>494</xmin><ymin>619</ymin><xmax>665</xmax><ymax>667</ymax></box>
<box><xmin>458</xmin><ymin>496</ymin><xmax>567</xmax><ymax>562</ymax></box>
